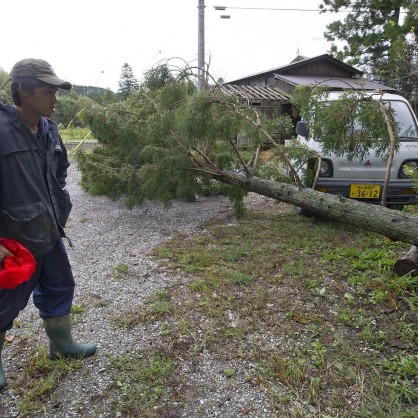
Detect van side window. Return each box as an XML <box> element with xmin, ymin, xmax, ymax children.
<box><xmin>390</xmin><ymin>101</ymin><xmax>418</xmax><ymax>139</ymax></box>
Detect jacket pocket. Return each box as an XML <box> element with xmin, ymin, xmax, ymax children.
<box><xmin>50</xmin><ymin>182</ymin><xmax>72</xmax><ymax>228</ymax></box>
<box><xmin>2</xmin><ymin>202</ymin><xmax>57</xmax><ymax>248</ymax></box>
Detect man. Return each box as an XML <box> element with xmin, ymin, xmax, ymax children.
<box><xmin>0</xmin><ymin>58</ymin><xmax>96</xmax><ymax>389</ymax></box>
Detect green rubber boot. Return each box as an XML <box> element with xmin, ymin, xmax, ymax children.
<box><xmin>0</xmin><ymin>332</ymin><xmax>6</xmax><ymax>389</ymax></box>
<box><xmin>43</xmin><ymin>315</ymin><xmax>96</xmax><ymax>360</ymax></box>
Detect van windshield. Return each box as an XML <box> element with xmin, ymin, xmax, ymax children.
<box><xmin>390</xmin><ymin>100</ymin><xmax>418</xmax><ymax>140</ymax></box>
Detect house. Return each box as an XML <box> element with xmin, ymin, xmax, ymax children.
<box><xmin>220</xmin><ymin>54</ymin><xmax>395</xmax><ymax>120</ymax></box>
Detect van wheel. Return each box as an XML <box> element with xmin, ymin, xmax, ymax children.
<box><xmin>294</xmin><ymin>206</ymin><xmax>314</xmax><ymax>217</ymax></box>
<box><xmin>386</xmin><ymin>204</ymin><xmax>404</xmax><ymax>211</ymax></box>
<box><xmin>294</xmin><ymin>206</ymin><xmax>329</xmax><ymax>221</ymax></box>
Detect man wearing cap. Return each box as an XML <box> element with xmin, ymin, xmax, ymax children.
<box><xmin>0</xmin><ymin>58</ymin><xmax>96</xmax><ymax>389</ymax></box>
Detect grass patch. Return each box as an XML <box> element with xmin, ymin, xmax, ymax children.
<box><xmin>59</xmin><ymin>127</ymin><xmax>91</xmax><ymax>143</ymax></box>
<box><xmin>142</xmin><ymin>209</ymin><xmax>417</xmax><ymax>416</ymax></box>
<box><xmin>9</xmin><ymin>204</ymin><xmax>416</xmax><ymax>416</ymax></box>
<box><xmin>111</xmin><ymin>263</ymin><xmax>129</xmax><ymax>280</ymax></box>
<box><xmin>8</xmin><ymin>347</ymin><xmax>82</xmax><ymax>417</ymax></box>
<box><xmin>107</xmin><ymin>350</ymin><xmax>179</xmax><ymax>417</ymax></box>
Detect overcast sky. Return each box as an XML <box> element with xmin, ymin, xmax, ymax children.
<box><xmin>1</xmin><ymin>0</ymin><xmax>343</xmax><ymax>91</ymax></box>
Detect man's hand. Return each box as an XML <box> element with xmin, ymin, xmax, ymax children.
<box><xmin>0</xmin><ymin>245</ymin><xmax>12</xmax><ymax>258</ymax></box>
<box><xmin>0</xmin><ymin>244</ymin><xmax>13</xmax><ymax>269</ymax></box>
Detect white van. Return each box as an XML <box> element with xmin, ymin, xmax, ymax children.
<box><xmin>295</xmin><ymin>91</ymin><xmax>418</xmax><ymax>210</ymax></box>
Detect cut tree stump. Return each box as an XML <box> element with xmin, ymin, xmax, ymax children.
<box><xmin>393</xmin><ymin>246</ymin><xmax>418</xmax><ymax>277</ymax></box>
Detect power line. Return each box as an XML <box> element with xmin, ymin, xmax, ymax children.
<box><xmin>214</xmin><ymin>5</ymin><xmax>407</xmax><ymax>13</ymax></box>
<box><xmin>214</xmin><ymin>6</ymin><xmax>334</xmax><ymax>12</ymax></box>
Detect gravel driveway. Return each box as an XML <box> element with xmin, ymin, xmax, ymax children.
<box><xmin>1</xmin><ymin>161</ymin><xmax>284</xmax><ymax>417</ymax></box>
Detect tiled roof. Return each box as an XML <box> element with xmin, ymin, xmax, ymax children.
<box><xmin>220</xmin><ymin>84</ymin><xmax>290</xmax><ymax>101</ymax></box>
<box><xmin>274</xmin><ymin>74</ymin><xmax>396</xmax><ymax>91</ymax></box>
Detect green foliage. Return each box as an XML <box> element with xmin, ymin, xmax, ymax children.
<box><xmin>72</xmin><ymin>85</ymin><xmax>117</xmax><ymax>103</ymax></box>
<box><xmin>404</xmin><ymin>163</ymin><xmax>418</xmax><ymax>191</ymax></box>
<box><xmin>141</xmin><ymin>64</ymin><xmax>174</xmax><ymax>92</ymax></box>
<box><xmin>76</xmin><ymin>147</ymin><xmax>134</xmax><ymax>202</ymax></box>
<box><xmin>77</xmin><ymin>81</ymin><xmax>203</xmax><ymax>207</ymax></box>
<box><xmin>59</xmin><ymin>127</ymin><xmax>91</xmax><ymax>143</ymax></box>
<box><xmin>264</xmin><ymin>114</ymin><xmax>294</xmax><ymax>142</ymax></box>
<box><xmin>76</xmin><ymin>64</ymin><xmax>410</xmax><ymax>216</ymax></box>
<box><xmin>321</xmin><ymin>0</ymin><xmax>418</xmax><ymax>104</ymax></box>
<box><xmin>385</xmin><ymin>37</ymin><xmax>418</xmax><ymax>114</ymax></box>
<box><xmin>11</xmin><ymin>347</ymin><xmax>82</xmax><ymax>417</ymax></box>
<box><xmin>118</xmin><ymin>63</ymin><xmax>139</xmax><ymax>99</ymax></box>
<box><xmin>0</xmin><ymin>67</ymin><xmax>12</xmax><ymax>105</ymax></box>
<box><xmin>0</xmin><ymin>67</ymin><xmax>9</xmax><ymax>83</ymax></box>
<box><xmin>110</xmin><ymin>351</ymin><xmax>178</xmax><ymax>416</ymax></box>
<box><xmin>76</xmin><ymin>66</ymin><xmax>285</xmax><ymax>211</ymax></box>
<box><xmin>54</xmin><ymin>92</ymin><xmax>96</xmax><ymax>127</ymax></box>
<box><xmin>291</xmin><ymin>86</ymin><xmax>399</xmax><ymax>161</ymax></box>
<box><xmin>59</xmin><ymin>84</ymin><xmax>117</xmax><ymax>103</ymax></box>
<box><xmin>145</xmin><ymin>206</ymin><xmax>417</xmax><ymax>415</ymax></box>
<box><xmin>382</xmin><ymin>354</ymin><xmax>418</xmax><ymax>404</ymax></box>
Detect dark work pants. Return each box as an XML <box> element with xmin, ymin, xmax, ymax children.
<box><xmin>0</xmin><ymin>239</ymin><xmax>75</xmax><ymax>333</ymax></box>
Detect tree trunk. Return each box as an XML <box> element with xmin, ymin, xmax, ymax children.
<box><xmin>211</xmin><ymin>170</ymin><xmax>418</xmax><ymax>246</ymax></box>
<box><xmin>393</xmin><ymin>246</ymin><xmax>418</xmax><ymax>277</ymax></box>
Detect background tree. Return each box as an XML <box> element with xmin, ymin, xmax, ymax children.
<box><xmin>53</xmin><ymin>92</ymin><xmax>96</xmax><ymax>127</ymax></box>
<box><xmin>320</xmin><ymin>0</ymin><xmax>418</xmax><ymax>107</ymax></box>
<box><xmin>141</xmin><ymin>64</ymin><xmax>174</xmax><ymax>92</ymax></box>
<box><xmin>76</xmin><ymin>65</ymin><xmax>418</xmax><ymax>246</ymax></box>
<box><xmin>118</xmin><ymin>63</ymin><xmax>139</xmax><ymax>99</ymax></box>
<box><xmin>384</xmin><ymin>36</ymin><xmax>418</xmax><ymax>112</ymax></box>
<box><xmin>60</xmin><ymin>85</ymin><xmax>118</xmax><ymax>105</ymax></box>
<box><xmin>0</xmin><ymin>67</ymin><xmax>13</xmax><ymax>105</ymax></box>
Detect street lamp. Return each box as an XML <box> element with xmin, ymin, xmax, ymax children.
<box><xmin>214</xmin><ymin>5</ymin><xmax>230</xmax><ymax>18</ymax></box>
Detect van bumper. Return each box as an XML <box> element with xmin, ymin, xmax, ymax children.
<box><xmin>314</xmin><ymin>179</ymin><xmax>417</xmax><ymax>206</ymax></box>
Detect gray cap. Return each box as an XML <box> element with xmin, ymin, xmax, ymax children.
<box><xmin>10</xmin><ymin>58</ymin><xmax>72</xmax><ymax>90</ymax></box>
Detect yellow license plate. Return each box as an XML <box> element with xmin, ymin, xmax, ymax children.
<box><xmin>350</xmin><ymin>184</ymin><xmax>381</xmax><ymax>199</ymax></box>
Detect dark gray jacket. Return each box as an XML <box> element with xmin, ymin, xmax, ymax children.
<box><xmin>0</xmin><ymin>104</ymin><xmax>72</xmax><ymax>258</ymax></box>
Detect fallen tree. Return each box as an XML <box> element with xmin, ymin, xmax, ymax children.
<box><xmin>209</xmin><ymin>170</ymin><xmax>418</xmax><ymax>246</ymax></box>
<box><xmin>76</xmin><ymin>65</ymin><xmax>418</xmax><ymax>250</ymax></box>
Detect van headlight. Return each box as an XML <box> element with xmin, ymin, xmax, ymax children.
<box><xmin>316</xmin><ymin>159</ymin><xmax>333</xmax><ymax>177</ymax></box>
<box><xmin>399</xmin><ymin>160</ymin><xmax>418</xmax><ymax>178</ymax></box>
<box><xmin>306</xmin><ymin>159</ymin><xmax>333</xmax><ymax>178</ymax></box>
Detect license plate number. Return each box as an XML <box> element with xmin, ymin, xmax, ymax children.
<box><xmin>350</xmin><ymin>184</ymin><xmax>381</xmax><ymax>199</ymax></box>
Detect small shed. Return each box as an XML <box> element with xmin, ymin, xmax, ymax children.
<box><xmin>222</xmin><ymin>54</ymin><xmax>396</xmax><ymax>118</ymax></box>
<box><xmin>219</xmin><ymin>84</ymin><xmax>290</xmax><ymax>119</ymax></box>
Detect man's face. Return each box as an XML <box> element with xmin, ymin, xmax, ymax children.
<box><xmin>21</xmin><ymin>84</ymin><xmax>59</xmax><ymax>118</ymax></box>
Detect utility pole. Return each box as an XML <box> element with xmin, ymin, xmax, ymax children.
<box><xmin>197</xmin><ymin>0</ymin><xmax>205</xmax><ymax>91</ymax></box>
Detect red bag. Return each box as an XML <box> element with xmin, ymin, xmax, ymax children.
<box><xmin>0</xmin><ymin>238</ymin><xmax>36</xmax><ymax>289</ymax></box>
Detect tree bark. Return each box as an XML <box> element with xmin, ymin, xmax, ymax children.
<box><xmin>393</xmin><ymin>246</ymin><xmax>418</xmax><ymax>277</ymax></box>
<box><xmin>211</xmin><ymin>170</ymin><xmax>418</xmax><ymax>246</ymax></box>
